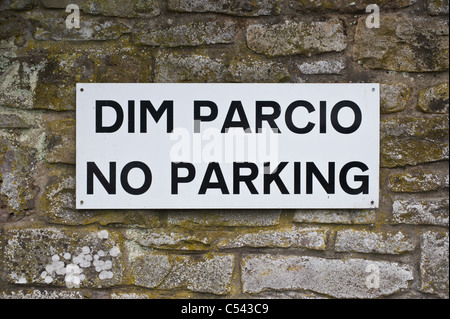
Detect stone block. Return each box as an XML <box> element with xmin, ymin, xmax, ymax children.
<box><xmin>418</xmin><ymin>82</ymin><xmax>449</xmax><ymax>114</ymax></box>
<box><xmin>420</xmin><ymin>231</ymin><xmax>449</xmax><ymax>296</ymax></box>
<box><xmin>392</xmin><ymin>198</ymin><xmax>449</xmax><ymax>226</ymax></box>
<box><xmin>3</xmin><ymin>228</ymin><xmax>124</xmax><ymax>288</ymax></box>
<box><xmin>241</xmin><ymin>255</ymin><xmax>413</xmax><ymax>298</ymax></box>
<box><xmin>246</xmin><ymin>20</ymin><xmax>346</xmax><ymax>57</ymax></box>
<box><xmin>335</xmin><ymin>230</ymin><xmax>416</xmax><ymax>254</ymax></box>
<box><xmin>380</xmin><ymin>116</ymin><xmax>449</xmax><ymax>167</ymax></box>
<box><xmin>380</xmin><ymin>82</ymin><xmax>410</xmax><ymax>113</ymax></box>
<box><xmin>167</xmin><ymin>0</ymin><xmax>281</xmax><ymax>16</ymax></box>
<box><xmin>354</xmin><ymin>15</ymin><xmax>449</xmax><ymax>72</ymax></box>
<box><xmin>136</xmin><ymin>21</ymin><xmax>235</xmax><ymax>47</ymax></box>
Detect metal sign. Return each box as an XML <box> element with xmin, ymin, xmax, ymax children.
<box><xmin>76</xmin><ymin>83</ymin><xmax>379</xmax><ymax>209</ymax></box>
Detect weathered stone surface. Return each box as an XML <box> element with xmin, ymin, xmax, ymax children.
<box><xmin>241</xmin><ymin>255</ymin><xmax>413</xmax><ymax>298</ymax></box>
<box><xmin>4</xmin><ymin>228</ymin><xmax>124</xmax><ymax>288</ymax></box>
<box><xmin>0</xmin><ymin>55</ymin><xmax>46</xmax><ymax>109</ymax></box>
<box><xmin>389</xmin><ymin>170</ymin><xmax>444</xmax><ymax>192</ymax></box>
<box><xmin>246</xmin><ymin>20</ymin><xmax>346</xmax><ymax>57</ymax></box>
<box><xmin>9</xmin><ymin>0</ymin><xmax>35</xmax><ymax>10</ymax></box>
<box><xmin>335</xmin><ymin>230</ymin><xmax>416</xmax><ymax>254</ymax></box>
<box><xmin>380</xmin><ymin>116</ymin><xmax>449</xmax><ymax>167</ymax></box>
<box><xmin>293</xmin><ymin>0</ymin><xmax>414</xmax><ymax>12</ymax></box>
<box><xmin>0</xmin><ymin>137</ymin><xmax>38</xmax><ymax>218</ymax></box>
<box><xmin>420</xmin><ymin>231</ymin><xmax>449</xmax><ymax>296</ymax></box>
<box><xmin>298</xmin><ymin>59</ymin><xmax>346</xmax><ymax>75</ymax></box>
<box><xmin>0</xmin><ymin>112</ymin><xmax>31</xmax><ymax>129</ymax></box>
<box><xmin>45</xmin><ymin>118</ymin><xmax>75</xmax><ymax>164</ymax></box>
<box><xmin>392</xmin><ymin>198</ymin><xmax>449</xmax><ymax>226</ymax></box>
<box><xmin>217</xmin><ymin>227</ymin><xmax>327</xmax><ymax>250</ymax></box>
<box><xmin>126</xmin><ymin>228</ymin><xmax>215</xmax><ymax>250</ymax></box>
<box><xmin>226</xmin><ymin>57</ymin><xmax>289</xmax><ymax>82</ymax></box>
<box><xmin>1</xmin><ymin>289</ymin><xmax>85</xmax><ymax>299</ymax></box>
<box><xmin>127</xmin><ymin>245</ymin><xmax>234</xmax><ymax>294</ymax></box>
<box><xmin>427</xmin><ymin>0</ymin><xmax>450</xmax><ymax>15</ymax></box>
<box><xmin>354</xmin><ymin>15</ymin><xmax>449</xmax><ymax>72</ymax></box>
<box><xmin>381</xmin><ymin>82</ymin><xmax>410</xmax><ymax>113</ymax></box>
<box><xmin>294</xmin><ymin>210</ymin><xmax>376</xmax><ymax>225</ymax></box>
<box><xmin>154</xmin><ymin>51</ymin><xmax>227</xmax><ymax>83</ymax></box>
<box><xmin>40</xmin><ymin>0</ymin><xmax>160</xmax><ymax>18</ymax></box>
<box><xmin>167</xmin><ymin>0</ymin><xmax>281</xmax><ymax>16</ymax></box>
<box><xmin>136</xmin><ymin>21</ymin><xmax>235</xmax><ymax>47</ymax></box>
<box><xmin>168</xmin><ymin>210</ymin><xmax>281</xmax><ymax>227</ymax></box>
<box><xmin>31</xmin><ymin>11</ymin><xmax>130</xmax><ymax>41</ymax></box>
<box><xmin>418</xmin><ymin>82</ymin><xmax>449</xmax><ymax>114</ymax></box>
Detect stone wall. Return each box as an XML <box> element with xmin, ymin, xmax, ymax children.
<box><xmin>0</xmin><ymin>0</ymin><xmax>448</xmax><ymax>299</ymax></box>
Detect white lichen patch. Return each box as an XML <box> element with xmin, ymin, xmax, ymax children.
<box><xmin>39</xmin><ymin>243</ymin><xmax>121</xmax><ymax>288</ymax></box>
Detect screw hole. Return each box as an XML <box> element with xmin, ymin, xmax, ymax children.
<box><xmin>80</xmin><ymin>200</ymin><xmax>84</xmax><ymax>205</ymax></box>
<box><xmin>80</xmin><ymin>88</ymin><xmax>84</xmax><ymax>92</ymax></box>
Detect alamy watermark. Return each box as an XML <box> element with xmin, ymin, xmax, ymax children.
<box><xmin>65</xmin><ymin>4</ymin><xmax>80</xmax><ymax>29</ymax></box>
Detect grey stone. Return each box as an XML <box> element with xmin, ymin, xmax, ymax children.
<box><xmin>4</xmin><ymin>228</ymin><xmax>124</xmax><ymax>288</ymax></box>
<box><xmin>354</xmin><ymin>15</ymin><xmax>449</xmax><ymax>72</ymax></box>
<box><xmin>392</xmin><ymin>198</ymin><xmax>449</xmax><ymax>226</ymax></box>
<box><xmin>31</xmin><ymin>11</ymin><xmax>130</xmax><ymax>41</ymax></box>
<box><xmin>298</xmin><ymin>59</ymin><xmax>346</xmax><ymax>75</ymax></box>
<box><xmin>389</xmin><ymin>170</ymin><xmax>443</xmax><ymax>193</ymax></box>
<box><xmin>168</xmin><ymin>210</ymin><xmax>281</xmax><ymax>226</ymax></box>
<box><xmin>427</xmin><ymin>0</ymin><xmax>450</xmax><ymax>15</ymax></box>
<box><xmin>293</xmin><ymin>210</ymin><xmax>376</xmax><ymax>225</ymax></box>
<box><xmin>127</xmin><ymin>244</ymin><xmax>234</xmax><ymax>294</ymax></box>
<box><xmin>154</xmin><ymin>51</ymin><xmax>228</xmax><ymax>83</ymax></box>
<box><xmin>335</xmin><ymin>230</ymin><xmax>416</xmax><ymax>254</ymax></box>
<box><xmin>136</xmin><ymin>21</ymin><xmax>235</xmax><ymax>47</ymax></box>
<box><xmin>246</xmin><ymin>20</ymin><xmax>346</xmax><ymax>57</ymax></box>
<box><xmin>241</xmin><ymin>255</ymin><xmax>413</xmax><ymax>298</ymax></box>
<box><xmin>420</xmin><ymin>231</ymin><xmax>449</xmax><ymax>296</ymax></box>
<box><xmin>418</xmin><ymin>82</ymin><xmax>449</xmax><ymax>114</ymax></box>
<box><xmin>380</xmin><ymin>82</ymin><xmax>411</xmax><ymax>113</ymax></box>
<box><xmin>217</xmin><ymin>227</ymin><xmax>327</xmax><ymax>250</ymax></box>
<box><xmin>167</xmin><ymin>0</ymin><xmax>281</xmax><ymax>16</ymax></box>
<box><xmin>227</xmin><ymin>58</ymin><xmax>289</xmax><ymax>83</ymax></box>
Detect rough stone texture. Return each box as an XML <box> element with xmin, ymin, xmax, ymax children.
<box><xmin>155</xmin><ymin>51</ymin><xmax>228</xmax><ymax>83</ymax></box>
<box><xmin>31</xmin><ymin>11</ymin><xmax>131</xmax><ymax>41</ymax></box>
<box><xmin>128</xmin><ymin>244</ymin><xmax>234</xmax><ymax>294</ymax></box>
<box><xmin>389</xmin><ymin>170</ymin><xmax>445</xmax><ymax>193</ymax></box>
<box><xmin>167</xmin><ymin>0</ymin><xmax>281</xmax><ymax>16</ymax></box>
<box><xmin>241</xmin><ymin>255</ymin><xmax>413</xmax><ymax>298</ymax></box>
<box><xmin>427</xmin><ymin>0</ymin><xmax>450</xmax><ymax>15</ymax></box>
<box><xmin>418</xmin><ymin>82</ymin><xmax>449</xmax><ymax>114</ymax></box>
<box><xmin>136</xmin><ymin>21</ymin><xmax>235</xmax><ymax>47</ymax></box>
<box><xmin>4</xmin><ymin>228</ymin><xmax>124</xmax><ymax>288</ymax></box>
<box><xmin>294</xmin><ymin>210</ymin><xmax>376</xmax><ymax>224</ymax></box>
<box><xmin>217</xmin><ymin>226</ymin><xmax>328</xmax><ymax>250</ymax></box>
<box><xmin>293</xmin><ymin>0</ymin><xmax>415</xmax><ymax>12</ymax></box>
<box><xmin>420</xmin><ymin>231</ymin><xmax>449</xmax><ymax>297</ymax></box>
<box><xmin>168</xmin><ymin>210</ymin><xmax>281</xmax><ymax>227</ymax></box>
<box><xmin>380</xmin><ymin>116</ymin><xmax>449</xmax><ymax>167</ymax></box>
<box><xmin>298</xmin><ymin>59</ymin><xmax>346</xmax><ymax>75</ymax></box>
<box><xmin>335</xmin><ymin>230</ymin><xmax>416</xmax><ymax>254</ymax></box>
<box><xmin>354</xmin><ymin>15</ymin><xmax>449</xmax><ymax>72</ymax></box>
<box><xmin>40</xmin><ymin>0</ymin><xmax>160</xmax><ymax>18</ymax></box>
<box><xmin>380</xmin><ymin>82</ymin><xmax>411</xmax><ymax>114</ymax></box>
<box><xmin>392</xmin><ymin>198</ymin><xmax>449</xmax><ymax>226</ymax></box>
<box><xmin>246</xmin><ymin>20</ymin><xmax>346</xmax><ymax>57</ymax></box>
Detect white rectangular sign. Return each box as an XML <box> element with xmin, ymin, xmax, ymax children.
<box><xmin>76</xmin><ymin>83</ymin><xmax>379</xmax><ymax>209</ymax></box>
